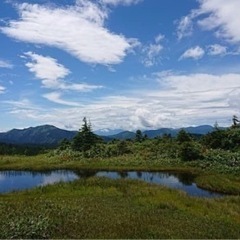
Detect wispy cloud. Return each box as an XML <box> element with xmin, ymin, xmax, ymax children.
<box><xmin>0</xmin><ymin>59</ymin><xmax>13</xmax><ymax>69</ymax></box>
<box><xmin>179</xmin><ymin>46</ymin><xmax>205</xmax><ymax>60</ymax></box>
<box><xmin>1</xmin><ymin>1</ymin><xmax>137</xmax><ymax>65</ymax></box>
<box><xmin>43</xmin><ymin>92</ymin><xmax>80</xmax><ymax>106</ymax></box>
<box><xmin>24</xmin><ymin>52</ymin><xmax>70</xmax><ymax>88</ymax></box>
<box><xmin>142</xmin><ymin>34</ymin><xmax>164</xmax><ymax>67</ymax></box>
<box><xmin>197</xmin><ymin>0</ymin><xmax>240</xmax><ymax>44</ymax></box>
<box><xmin>0</xmin><ymin>85</ymin><xmax>5</xmax><ymax>94</ymax></box>
<box><xmin>176</xmin><ymin>14</ymin><xmax>195</xmax><ymax>40</ymax></box>
<box><xmin>176</xmin><ymin>0</ymin><xmax>240</xmax><ymax>45</ymax></box>
<box><xmin>5</xmin><ymin>72</ymin><xmax>240</xmax><ymax>130</ymax></box>
<box><xmin>207</xmin><ymin>44</ymin><xmax>227</xmax><ymax>56</ymax></box>
<box><xmin>4</xmin><ymin>99</ymin><xmax>41</xmax><ymax>111</ymax></box>
<box><xmin>24</xmin><ymin>52</ymin><xmax>103</xmax><ymax>92</ymax></box>
<box><xmin>101</xmin><ymin>0</ymin><xmax>142</xmax><ymax>6</ymax></box>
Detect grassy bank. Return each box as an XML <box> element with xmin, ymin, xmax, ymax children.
<box><xmin>0</xmin><ymin>154</ymin><xmax>188</xmax><ymax>171</ymax></box>
<box><xmin>0</xmin><ymin>177</ymin><xmax>240</xmax><ymax>239</ymax></box>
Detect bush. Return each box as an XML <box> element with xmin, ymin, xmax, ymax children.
<box><xmin>180</xmin><ymin>142</ymin><xmax>203</xmax><ymax>161</ymax></box>
<box><xmin>203</xmin><ymin>149</ymin><xmax>240</xmax><ymax>167</ymax></box>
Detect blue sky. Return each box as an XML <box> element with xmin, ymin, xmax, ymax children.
<box><xmin>0</xmin><ymin>0</ymin><xmax>240</xmax><ymax>132</ymax></box>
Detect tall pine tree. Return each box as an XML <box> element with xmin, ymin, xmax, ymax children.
<box><xmin>72</xmin><ymin>117</ymin><xmax>100</xmax><ymax>152</ymax></box>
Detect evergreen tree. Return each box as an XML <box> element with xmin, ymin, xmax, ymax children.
<box><xmin>72</xmin><ymin>117</ymin><xmax>100</xmax><ymax>152</ymax></box>
<box><xmin>232</xmin><ymin>115</ymin><xmax>240</xmax><ymax>128</ymax></box>
<box><xmin>59</xmin><ymin>138</ymin><xmax>71</xmax><ymax>150</ymax></box>
<box><xmin>176</xmin><ymin>129</ymin><xmax>192</xmax><ymax>143</ymax></box>
<box><xmin>135</xmin><ymin>129</ymin><xmax>143</xmax><ymax>142</ymax></box>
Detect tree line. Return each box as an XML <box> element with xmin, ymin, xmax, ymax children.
<box><xmin>57</xmin><ymin>116</ymin><xmax>240</xmax><ymax>162</ymax></box>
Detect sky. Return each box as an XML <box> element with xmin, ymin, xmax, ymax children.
<box><xmin>0</xmin><ymin>0</ymin><xmax>240</xmax><ymax>132</ymax></box>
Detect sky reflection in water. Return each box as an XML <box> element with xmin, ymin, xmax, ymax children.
<box><xmin>0</xmin><ymin>170</ymin><xmax>223</xmax><ymax>198</ymax></box>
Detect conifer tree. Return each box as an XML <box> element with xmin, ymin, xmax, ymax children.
<box><xmin>72</xmin><ymin>117</ymin><xmax>100</xmax><ymax>152</ymax></box>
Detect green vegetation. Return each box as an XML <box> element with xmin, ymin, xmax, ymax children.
<box><xmin>1</xmin><ymin>117</ymin><xmax>240</xmax><ymax>238</ymax></box>
<box><xmin>0</xmin><ymin>178</ymin><xmax>240</xmax><ymax>239</ymax></box>
<box><xmin>72</xmin><ymin>117</ymin><xmax>101</xmax><ymax>153</ymax></box>
<box><xmin>0</xmin><ymin>142</ymin><xmax>48</xmax><ymax>156</ymax></box>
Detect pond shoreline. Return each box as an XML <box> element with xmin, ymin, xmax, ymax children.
<box><xmin>0</xmin><ymin>169</ymin><xmax>227</xmax><ymax>198</ymax></box>
<box><xmin>0</xmin><ymin>154</ymin><xmax>239</xmax><ymax>195</ymax></box>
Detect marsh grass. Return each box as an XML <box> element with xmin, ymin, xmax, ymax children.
<box><xmin>0</xmin><ymin>177</ymin><xmax>239</xmax><ymax>239</ymax></box>
<box><xmin>0</xmin><ymin>154</ymin><xmax>187</xmax><ymax>171</ymax></box>
<box><xmin>195</xmin><ymin>174</ymin><xmax>240</xmax><ymax>194</ymax></box>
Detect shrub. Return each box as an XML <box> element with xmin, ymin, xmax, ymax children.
<box><xmin>203</xmin><ymin>149</ymin><xmax>240</xmax><ymax>167</ymax></box>
<box><xmin>180</xmin><ymin>142</ymin><xmax>203</xmax><ymax>161</ymax></box>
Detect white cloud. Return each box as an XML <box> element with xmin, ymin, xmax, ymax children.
<box><xmin>0</xmin><ymin>85</ymin><xmax>5</xmax><ymax>94</ymax></box>
<box><xmin>43</xmin><ymin>92</ymin><xmax>80</xmax><ymax>106</ymax></box>
<box><xmin>4</xmin><ymin>99</ymin><xmax>45</xmax><ymax>122</ymax></box>
<box><xmin>0</xmin><ymin>59</ymin><xmax>13</xmax><ymax>69</ymax></box>
<box><xmin>197</xmin><ymin>0</ymin><xmax>240</xmax><ymax>44</ymax></box>
<box><xmin>101</xmin><ymin>0</ymin><xmax>142</xmax><ymax>6</ymax></box>
<box><xmin>207</xmin><ymin>44</ymin><xmax>227</xmax><ymax>56</ymax></box>
<box><xmin>1</xmin><ymin>1</ymin><xmax>136</xmax><ymax>65</ymax></box>
<box><xmin>142</xmin><ymin>34</ymin><xmax>164</xmax><ymax>67</ymax></box>
<box><xmin>157</xmin><ymin>73</ymin><xmax>240</xmax><ymax>93</ymax></box>
<box><xmin>176</xmin><ymin>0</ymin><xmax>240</xmax><ymax>45</ymax></box>
<box><xmin>4</xmin><ymin>99</ymin><xmax>42</xmax><ymax>111</ymax></box>
<box><xmin>25</xmin><ymin>52</ymin><xmax>70</xmax><ymax>88</ymax></box>
<box><xmin>155</xmin><ymin>34</ymin><xmax>165</xmax><ymax>43</ymax></box>
<box><xmin>176</xmin><ymin>15</ymin><xmax>194</xmax><ymax>40</ymax></box>
<box><xmin>142</xmin><ymin>44</ymin><xmax>163</xmax><ymax>67</ymax></box>
<box><xmin>25</xmin><ymin>52</ymin><xmax>103</xmax><ymax>91</ymax></box>
<box><xmin>180</xmin><ymin>46</ymin><xmax>205</xmax><ymax>60</ymax></box>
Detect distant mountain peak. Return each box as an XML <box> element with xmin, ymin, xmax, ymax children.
<box><xmin>0</xmin><ymin>125</ymin><xmax>77</xmax><ymax>146</ymax></box>
<box><xmin>94</xmin><ymin>128</ymin><xmax>124</xmax><ymax>136</ymax></box>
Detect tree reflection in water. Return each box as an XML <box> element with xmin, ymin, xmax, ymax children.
<box><xmin>0</xmin><ymin>170</ymin><xmax>223</xmax><ymax>198</ymax></box>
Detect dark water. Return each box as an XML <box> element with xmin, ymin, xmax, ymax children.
<box><xmin>0</xmin><ymin>170</ymin><xmax>223</xmax><ymax>197</ymax></box>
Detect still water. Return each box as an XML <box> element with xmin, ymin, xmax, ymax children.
<box><xmin>0</xmin><ymin>170</ymin><xmax>223</xmax><ymax>197</ymax></box>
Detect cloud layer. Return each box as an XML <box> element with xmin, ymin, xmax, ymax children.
<box><xmin>5</xmin><ymin>72</ymin><xmax>240</xmax><ymax>130</ymax></box>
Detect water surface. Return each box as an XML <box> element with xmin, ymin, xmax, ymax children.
<box><xmin>0</xmin><ymin>170</ymin><xmax>223</xmax><ymax>197</ymax></box>
<box><xmin>0</xmin><ymin>170</ymin><xmax>78</xmax><ymax>193</ymax></box>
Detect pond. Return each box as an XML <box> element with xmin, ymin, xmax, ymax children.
<box><xmin>0</xmin><ymin>170</ymin><xmax>223</xmax><ymax>198</ymax></box>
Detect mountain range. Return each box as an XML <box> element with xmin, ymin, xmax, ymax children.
<box><xmin>0</xmin><ymin>125</ymin><xmax>77</xmax><ymax>146</ymax></box>
<box><xmin>0</xmin><ymin>124</ymin><xmax>216</xmax><ymax>146</ymax></box>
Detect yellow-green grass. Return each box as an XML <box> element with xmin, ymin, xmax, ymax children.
<box><xmin>195</xmin><ymin>174</ymin><xmax>240</xmax><ymax>195</ymax></box>
<box><xmin>0</xmin><ymin>154</ymin><xmax>184</xmax><ymax>171</ymax></box>
<box><xmin>0</xmin><ymin>177</ymin><xmax>239</xmax><ymax>239</ymax></box>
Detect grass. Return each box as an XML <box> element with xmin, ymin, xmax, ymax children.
<box><xmin>0</xmin><ymin>177</ymin><xmax>240</xmax><ymax>239</ymax></box>
<box><xmin>0</xmin><ymin>154</ymin><xmax>184</xmax><ymax>171</ymax></box>
<box><xmin>195</xmin><ymin>174</ymin><xmax>240</xmax><ymax>195</ymax></box>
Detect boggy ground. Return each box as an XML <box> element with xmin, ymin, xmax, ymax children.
<box><xmin>0</xmin><ymin>154</ymin><xmax>240</xmax><ymax>239</ymax></box>
<box><xmin>0</xmin><ymin>177</ymin><xmax>240</xmax><ymax>239</ymax></box>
